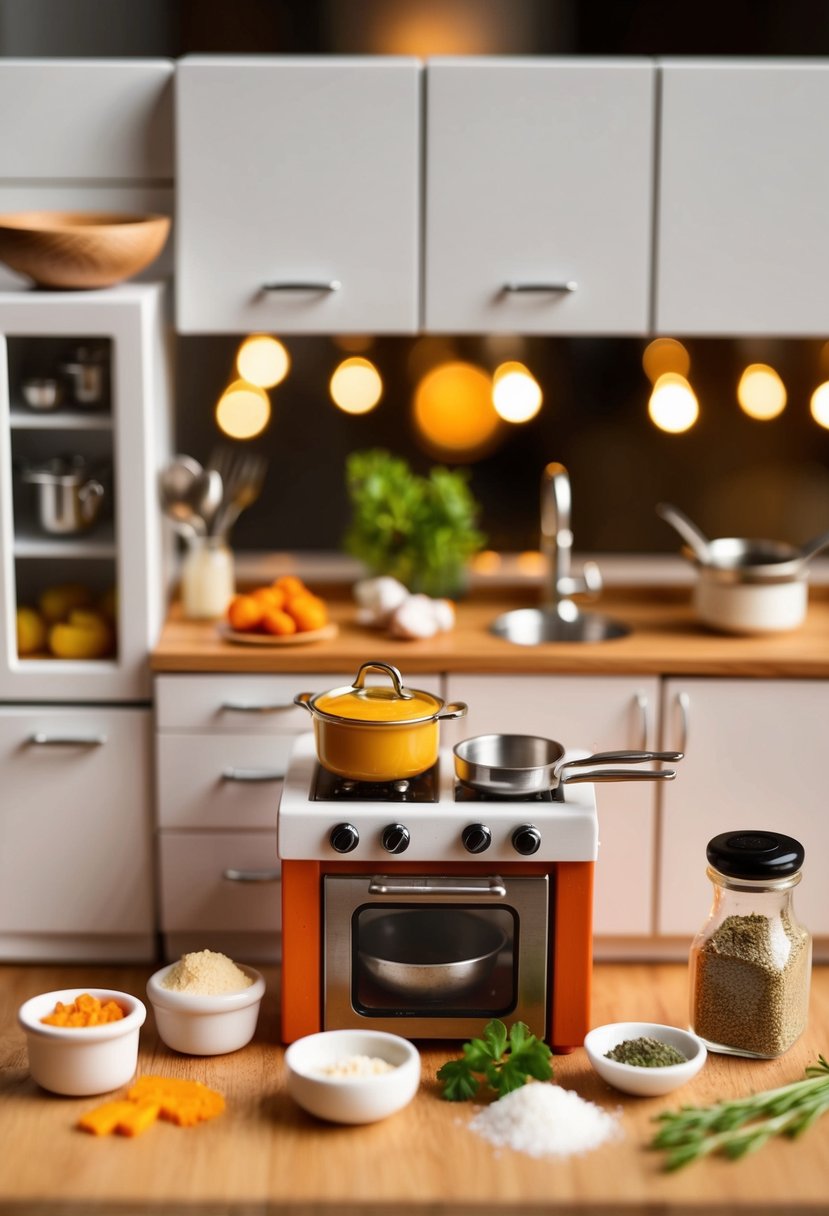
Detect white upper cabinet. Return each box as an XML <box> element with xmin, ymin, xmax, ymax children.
<box><xmin>424</xmin><ymin>58</ymin><xmax>656</xmax><ymax>334</ymax></box>
<box><xmin>175</xmin><ymin>56</ymin><xmax>421</xmax><ymax>334</ymax></box>
<box><xmin>656</xmin><ymin>60</ymin><xmax>829</xmax><ymax>335</ymax></box>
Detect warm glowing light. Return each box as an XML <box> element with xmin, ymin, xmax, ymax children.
<box><xmin>329</xmin><ymin>357</ymin><xmax>383</xmax><ymax>415</ymax></box>
<box><xmin>412</xmin><ymin>361</ymin><xmax>500</xmax><ymax>460</ymax></box>
<box><xmin>648</xmin><ymin>373</ymin><xmax>699</xmax><ymax>434</ymax></box>
<box><xmin>492</xmin><ymin>361</ymin><xmax>543</xmax><ymax>423</ymax></box>
<box><xmin>235</xmin><ymin>335</ymin><xmax>289</xmax><ymax>389</ymax></box>
<box><xmin>737</xmin><ymin>363</ymin><xmax>787</xmax><ymax>420</ymax></box>
<box><xmin>470</xmin><ymin>549</ymin><xmax>502</xmax><ymax>575</ymax></box>
<box><xmin>642</xmin><ymin>337</ymin><xmax>691</xmax><ymax>383</ymax></box>
<box><xmin>215</xmin><ymin>379</ymin><xmax>271</xmax><ymax>440</ymax></box>
<box><xmin>810</xmin><ymin>381</ymin><xmax>829</xmax><ymax>429</ymax></box>
<box><xmin>516</xmin><ymin>550</ymin><xmax>546</xmax><ymax>576</ymax></box>
<box><xmin>332</xmin><ymin>334</ymin><xmax>375</xmax><ymax>354</ymax></box>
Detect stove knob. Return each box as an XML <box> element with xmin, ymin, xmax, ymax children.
<box><xmin>462</xmin><ymin>823</ymin><xmax>492</xmax><ymax>854</ymax></box>
<box><xmin>382</xmin><ymin>823</ymin><xmax>410</xmax><ymax>854</ymax></box>
<box><xmin>329</xmin><ymin>822</ymin><xmax>360</xmax><ymax>854</ymax></box>
<box><xmin>512</xmin><ymin>824</ymin><xmax>541</xmax><ymax>856</ymax></box>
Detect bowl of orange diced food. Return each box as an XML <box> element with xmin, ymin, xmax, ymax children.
<box><xmin>18</xmin><ymin>988</ymin><xmax>146</xmax><ymax>1095</ymax></box>
<box><xmin>223</xmin><ymin>576</ymin><xmax>336</xmax><ymax>645</ymax></box>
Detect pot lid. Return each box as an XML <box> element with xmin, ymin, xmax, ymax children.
<box><xmin>312</xmin><ymin>662</ymin><xmax>443</xmax><ymax>724</ymax></box>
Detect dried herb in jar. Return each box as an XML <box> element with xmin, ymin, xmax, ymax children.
<box><xmin>605</xmin><ymin>1036</ymin><xmax>687</xmax><ymax>1068</ymax></box>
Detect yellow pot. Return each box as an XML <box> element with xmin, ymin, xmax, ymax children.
<box><xmin>294</xmin><ymin>661</ymin><xmax>467</xmax><ymax>782</ymax></box>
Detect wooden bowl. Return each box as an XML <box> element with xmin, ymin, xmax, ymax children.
<box><xmin>0</xmin><ymin>211</ymin><xmax>171</xmax><ymax>289</ymax></box>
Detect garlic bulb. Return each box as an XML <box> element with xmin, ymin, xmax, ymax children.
<box><xmin>353</xmin><ymin>576</ymin><xmax>409</xmax><ymax>626</ymax></box>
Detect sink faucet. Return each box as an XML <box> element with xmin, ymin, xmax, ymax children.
<box><xmin>540</xmin><ymin>462</ymin><xmax>602</xmax><ymax>610</ymax></box>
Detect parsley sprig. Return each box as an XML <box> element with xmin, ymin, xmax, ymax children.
<box><xmin>651</xmin><ymin>1054</ymin><xmax>829</xmax><ymax>1170</ymax></box>
<box><xmin>437</xmin><ymin>1019</ymin><xmax>553</xmax><ymax>1101</ymax></box>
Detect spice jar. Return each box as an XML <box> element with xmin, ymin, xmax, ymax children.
<box><xmin>690</xmin><ymin>830</ymin><xmax>811</xmax><ymax>1058</ymax></box>
<box><xmin>180</xmin><ymin>535</ymin><xmax>234</xmax><ymax>620</ymax></box>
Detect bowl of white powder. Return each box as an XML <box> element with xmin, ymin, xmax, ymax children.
<box><xmin>285</xmin><ymin>1029</ymin><xmax>420</xmax><ymax>1124</ymax></box>
<box><xmin>147</xmin><ymin>949</ymin><xmax>265</xmax><ymax>1055</ymax></box>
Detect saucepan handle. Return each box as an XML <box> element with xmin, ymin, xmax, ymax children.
<box><xmin>294</xmin><ymin>691</ymin><xmax>315</xmax><ymax>714</ymax></box>
<box><xmin>563</xmin><ymin>749</ymin><xmax>684</xmax><ymax>768</ymax></box>
<box><xmin>560</xmin><ymin>767</ymin><xmax>677</xmax><ymax>784</ymax></box>
<box><xmin>437</xmin><ymin>701</ymin><xmax>468</xmax><ymax>721</ymax></box>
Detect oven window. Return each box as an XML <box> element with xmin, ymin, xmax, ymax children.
<box><xmin>351</xmin><ymin>904</ymin><xmax>518</xmax><ymax>1018</ymax></box>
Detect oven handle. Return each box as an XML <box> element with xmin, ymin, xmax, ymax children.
<box><xmin>367</xmin><ymin>876</ymin><xmax>507</xmax><ymax>897</ymax></box>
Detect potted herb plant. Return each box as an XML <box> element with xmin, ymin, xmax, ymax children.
<box><xmin>343</xmin><ymin>449</ymin><xmax>485</xmax><ymax>599</ymax></box>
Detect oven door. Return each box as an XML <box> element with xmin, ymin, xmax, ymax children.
<box><xmin>323</xmin><ymin>874</ymin><xmax>548</xmax><ymax>1038</ymax></box>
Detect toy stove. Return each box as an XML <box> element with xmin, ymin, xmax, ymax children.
<box><xmin>278</xmin><ymin>733</ymin><xmax>598</xmax><ymax>1049</ymax></box>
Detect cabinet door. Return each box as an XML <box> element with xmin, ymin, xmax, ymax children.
<box><xmin>444</xmin><ymin>675</ymin><xmax>661</xmax><ymax>937</ymax></box>
<box><xmin>656</xmin><ymin>61</ymin><xmax>829</xmax><ymax>335</ymax></box>
<box><xmin>424</xmin><ymin>58</ymin><xmax>655</xmax><ymax>334</ymax></box>
<box><xmin>176</xmin><ymin>56</ymin><xmax>421</xmax><ymax>334</ymax></box>
<box><xmin>0</xmin><ymin>706</ymin><xmax>153</xmax><ymax>949</ymax></box>
<box><xmin>658</xmin><ymin>679</ymin><xmax>829</xmax><ymax>936</ymax></box>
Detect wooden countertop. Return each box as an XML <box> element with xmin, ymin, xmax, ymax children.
<box><xmin>152</xmin><ymin>586</ymin><xmax>829</xmax><ymax>677</ymax></box>
<box><xmin>2</xmin><ymin>963</ymin><xmax>828</xmax><ymax>1214</ymax></box>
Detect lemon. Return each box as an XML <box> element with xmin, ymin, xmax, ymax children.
<box><xmin>39</xmin><ymin>583</ymin><xmax>93</xmax><ymax>624</ymax></box>
<box><xmin>16</xmin><ymin>606</ymin><xmax>47</xmax><ymax>656</ymax></box>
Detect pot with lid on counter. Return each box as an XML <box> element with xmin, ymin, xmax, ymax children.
<box><xmin>294</xmin><ymin>661</ymin><xmax>467</xmax><ymax>782</ymax></box>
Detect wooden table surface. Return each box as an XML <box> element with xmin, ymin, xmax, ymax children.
<box><xmin>151</xmin><ymin>586</ymin><xmax>829</xmax><ymax>677</ymax></box>
<box><xmin>3</xmin><ymin>963</ymin><xmax>828</xmax><ymax>1214</ymax></box>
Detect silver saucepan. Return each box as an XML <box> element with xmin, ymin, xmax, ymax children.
<box><xmin>453</xmin><ymin>734</ymin><xmax>682</xmax><ymax>797</ymax></box>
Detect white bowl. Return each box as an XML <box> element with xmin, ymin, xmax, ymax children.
<box><xmin>18</xmin><ymin>987</ymin><xmax>146</xmax><ymax>1096</ymax></box>
<box><xmin>284</xmin><ymin>1029</ymin><xmax>420</xmax><ymax>1124</ymax></box>
<box><xmin>584</xmin><ymin>1021</ymin><xmax>707</xmax><ymax>1097</ymax></box>
<box><xmin>146</xmin><ymin>962</ymin><xmax>265</xmax><ymax>1056</ymax></box>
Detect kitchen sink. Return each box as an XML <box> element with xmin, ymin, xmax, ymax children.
<box><xmin>490</xmin><ymin>604</ymin><xmax>630</xmax><ymax>645</ymax></box>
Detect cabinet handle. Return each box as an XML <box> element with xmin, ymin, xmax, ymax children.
<box><xmin>634</xmin><ymin>691</ymin><xmax>649</xmax><ymax>750</ymax></box>
<box><xmin>262</xmin><ymin>280</ymin><xmax>341</xmax><ymax>293</ymax></box>
<box><xmin>221</xmin><ymin>768</ymin><xmax>285</xmax><ymax>783</ymax></box>
<box><xmin>223</xmin><ymin>868</ymin><xmax>280</xmax><ymax>883</ymax></box>
<box><xmin>674</xmin><ymin>691</ymin><xmax>690</xmax><ymax>753</ymax></box>
<box><xmin>502</xmin><ymin>281</ymin><xmax>578</xmax><ymax>294</ymax></box>
<box><xmin>28</xmin><ymin>734</ymin><xmax>106</xmax><ymax>747</ymax></box>
<box><xmin>220</xmin><ymin>701</ymin><xmax>295</xmax><ymax>714</ymax></box>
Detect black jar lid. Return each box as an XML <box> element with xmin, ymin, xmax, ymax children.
<box><xmin>707</xmin><ymin>830</ymin><xmax>804</xmax><ymax>879</ymax></box>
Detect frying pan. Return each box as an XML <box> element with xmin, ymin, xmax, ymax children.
<box><xmin>453</xmin><ymin>734</ymin><xmax>682</xmax><ymax>797</ymax></box>
<box><xmin>359</xmin><ymin>909</ymin><xmax>506</xmax><ymax>1000</ymax></box>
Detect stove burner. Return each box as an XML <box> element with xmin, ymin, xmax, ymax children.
<box><xmin>454</xmin><ymin>782</ymin><xmax>563</xmax><ymax>804</ymax></box>
<box><xmin>311</xmin><ymin>762</ymin><xmax>440</xmax><ymax>803</ymax></box>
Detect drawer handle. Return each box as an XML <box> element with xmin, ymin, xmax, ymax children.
<box><xmin>28</xmin><ymin>734</ymin><xmax>106</xmax><ymax>747</ymax></box>
<box><xmin>220</xmin><ymin>701</ymin><xmax>296</xmax><ymax>714</ymax></box>
<box><xmin>221</xmin><ymin>768</ymin><xmax>285</xmax><ymax>783</ymax></box>
<box><xmin>223</xmin><ymin>868</ymin><xmax>280</xmax><ymax>883</ymax></box>
<box><xmin>502</xmin><ymin>281</ymin><xmax>578</xmax><ymax>294</ymax></box>
<box><xmin>262</xmin><ymin>280</ymin><xmax>341</xmax><ymax>293</ymax></box>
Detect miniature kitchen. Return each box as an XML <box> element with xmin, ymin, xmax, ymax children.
<box><xmin>2</xmin><ymin>4</ymin><xmax>829</xmax><ymax>1214</ymax></box>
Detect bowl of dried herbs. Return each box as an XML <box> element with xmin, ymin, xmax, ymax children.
<box><xmin>584</xmin><ymin>1021</ymin><xmax>707</xmax><ymax>1097</ymax></box>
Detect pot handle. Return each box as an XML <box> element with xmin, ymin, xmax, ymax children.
<box><xmin>437</xmin><ymin>701</ymin><xmax>468</xmax><ymax>721</ymax></box>
<box><xmin>294</xmin><ymin>691</ymin><xmax>315</xmax><ymax>713</ymax></box>
<box><xmin>351</xmin><ymin>661</ymin><xmax>414</xmax><ymax>699</ymax></box>
<box><xmin>561</xmin><ymin>767</ymin><xmax>677</xmax><ymax>784</ymax></box>
<box><xmin>563</xmin><ymin>749</ymin><xmax>683</xmax><ymax>768</ymax></box>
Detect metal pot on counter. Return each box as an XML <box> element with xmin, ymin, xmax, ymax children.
<box><xmin>294</xmin><ymin>661</ymin><xmax>467</xmax><ymax>782</ymax></box>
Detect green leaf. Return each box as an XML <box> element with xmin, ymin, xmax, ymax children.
<box><xmin>436</xmin><ymin>1058</ymin><xmax>478</xmax><ymax>1102</ymax></box>
<box><xmin>496</xmin><ymin>1059</ymin><xmax>532</xmax><ymax>1096</ymax></box>
<box><xmin>482</xmin><ymin>1020</ymin><xmax>508</xmax><ymax>1061</ymax></box>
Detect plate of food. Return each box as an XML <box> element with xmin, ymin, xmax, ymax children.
<box><xmin>218</xmin><ymin>577</ymin><xmax>337</xmax><ymax>646</ymax></box>
<box><xmin>218</xmin><ymin>622</ymin><xmax>339</xmax><ymax>647</ymax></box>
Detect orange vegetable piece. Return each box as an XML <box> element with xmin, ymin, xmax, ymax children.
<box><xmin>252</xmin><ymin>586</ymin><xmax>285</xmax><ymax>612</ymax></box>
<box><xmin>41</xmin><ymin>993</ymin><xmax>125</xmax><ymax>1027</ymax></box>
<box><xmin>274</xmin><ymin>575</ymin><xmax>307</xmax><ymax>599</ymax></box>
<box><xmin>286</xmin><ymin>593</ymin><xmax>329</xmax><ymax>633</ymax></box>
<box><xmin>78</xmin><ymin>1098</ymin><xmax>160</xmax><ymax>1138</ymax></box>
<box><xmin>128</xmin><ymin>1075</ymin><xmax>225</xmax><ymax>1126</ymax></box>
<box><xmin>261</xmin><ymin>608</ymin><xmax>297</xmax><ymax>636</ymax></box>
<box><xmin>227</xmin><ymin>594</ymin><xmax>265</xmax><ymax>633</ymax></box>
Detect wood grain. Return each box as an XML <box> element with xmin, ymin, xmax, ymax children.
<box><xmin>152</xmin><ymin>586</ymin><xmax>829</xmax><ymax>677</ymax></box>
<box><xmin>2</xmin><ymin>963</ymin><xmax>827</xmax><ymax>1213</ymax></box>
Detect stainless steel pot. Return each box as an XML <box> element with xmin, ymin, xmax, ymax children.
<box><xmin>453</xmin><ymin>734</ymin><xmax>681</xmax><ymax>797</ymax></box>
<box><xmin>59</xmin><ymin>346</ymin><xmax>107</xmax><ymax>407</ymax></box>
<box><xmin>22</xmin><ymin>457</ymin><xmax>106</xmax><ymax>535</ymax></box>
<box><xmin>358</xmin><ymin>909</ymin><xmax>506</xmax><ymax>999</ymax></box>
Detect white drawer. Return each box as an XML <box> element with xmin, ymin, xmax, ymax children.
<box><xmin>157</xmin><ymin>733</ymin><xmax>293</xmax><ymax>829</ymax></box>
<box><xmin>158</xmin><ymin>831</ymin><xmax>280</xmax><ymax>933</ymax></box>
<box><xmin>155</xmin><ymin>673</ymin><xmax>344</xmax><ymax>734</ymax></box>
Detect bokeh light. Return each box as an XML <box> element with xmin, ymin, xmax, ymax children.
<box><xmin>332</xmin><ymin>334</ymin><xmax>375</xmax><ymax>354</ymax></box>
<box><xmin>470</xmin><ymin>549</ymin><xmax>502</xmax><ymax>575</ymax></box>
<box><xmin>737</xmin><ymin>363</ymin><xmax>787</xmax><ymax>420</ymax></box>
<box><xmin>642</xmin><ymin>337</ymin><xmax>691</xmax><ymax>383</ymax></box>
<box><xmin>215</xmin><ymin>379</ymin><xmax>271</xmax><ymax>440</ymax></box>
<box><xmin>235</xmin><ymin>335</ymin><xmax>289</xmax><ymax>389</ymax></box>
<box><xmin>492</xmin><ymin>361</ymin><xmax>543</xmax><ymax>423</ymax></box>
<box><xmin>516</xmin><ymin>550</ymin><xmax>546</xmax><ymax>576</ymax></box>
<box><xmin>413</xmin><ymin>361</ymin><xmax>501</xmax><ymax>460</ymax></box>
<box><xmin>329</xmin><ymin>357</ymin><xmax>383</xmax><ymax>415</ymax></box>
<box><xmin>810</xmin><ymin>381</ymin><xmax>829</xmax><ymax>429</ymax></box>
<box><xmin>648</xmin><ymin>373</ymin><xmax>699</xmax><ymax>434</ymax></box>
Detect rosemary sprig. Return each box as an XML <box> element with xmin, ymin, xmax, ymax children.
<box><xmin>650</xmin><ymin>1054</ymin><xmax>829</xmax><ymax>1170</ymax></box>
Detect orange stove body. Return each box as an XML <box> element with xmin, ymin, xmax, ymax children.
<box><xmin>280</xmin><ymin>857</ymin><xmax>594</xmax><ymax>1053</ymax></box>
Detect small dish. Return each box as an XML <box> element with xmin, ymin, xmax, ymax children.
<box><xmin>217</xmin><ymin>622</ymin><xmax>339</xmax><ymax>646</ymax></box>
<box><xmin>18</xmin><ymin>987</ymin><xmax>146</xmax><ymax>1096</ymax></box>
<box><xmin>146</xmin><ymin>962</ymin><xmax>265</xmax><ymax>1056</ymax></box>
<box><xmin>284</xmin><ymin>1029</ymin><xmax>420</xmax><ymax>1124</ymax></box>
<box><xmin>584</xmin><ymin>1021</ymin><xmax>707</xmax><ymax>1097</ymax></box>
<box><xmin>21</xmin><ymin>377</ymin><xmax>63</xmax><ymax>410</ymax></box>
